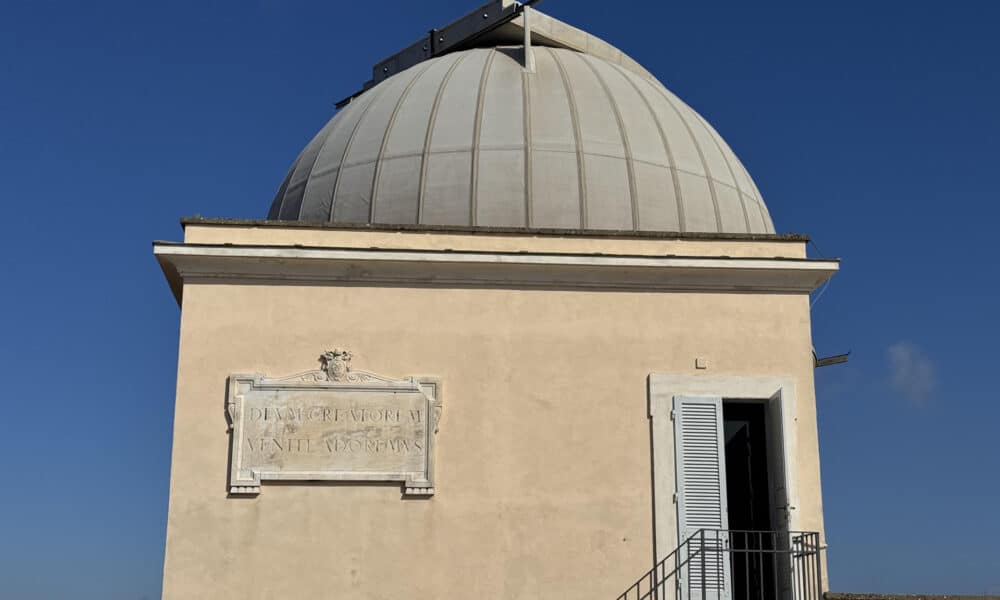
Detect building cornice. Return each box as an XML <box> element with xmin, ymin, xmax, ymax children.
<box><xmin>179</xmin><ymin>217</ymin><xmax>811</xmax><ymax>243</ymax></box>
<box><xmin>153</xmin><ymin>242</ymin><xmax>838</xmax><ymax>305</ymax></box>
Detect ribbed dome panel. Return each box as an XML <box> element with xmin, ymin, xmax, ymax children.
<box><xmin>269</xmin><ymin>46</ymin><xmax>775</xmax><ymax>235</ymax></box>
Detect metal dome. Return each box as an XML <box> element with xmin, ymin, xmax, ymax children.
<box><xmin>268</xmin><ymin>45</ymin><xmax>775</xmax><ymax>234</ymax></box>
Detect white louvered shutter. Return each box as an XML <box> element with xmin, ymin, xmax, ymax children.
<box><xmin>674</xmin><ymin>395</ymin><xmax>732</xmax><ymax>600</ymax></box>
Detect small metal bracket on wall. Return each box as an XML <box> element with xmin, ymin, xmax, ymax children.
<box><xmin>813</xmin><ymin>349</ymin><xmax>850</xmax><ymax>369</ymax></box>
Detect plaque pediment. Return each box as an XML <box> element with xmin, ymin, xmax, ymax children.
<box><xmin>226</xmin><ymin>349</ymin><xmax>441</xmax><ymax>497</ymax></box>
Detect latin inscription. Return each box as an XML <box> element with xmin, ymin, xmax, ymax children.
<box><xmin>227</xmin><ymin>372</ymin><xmax>441</xmax><ymax>497</ymax></box>
<box><xmin>227</xmin><ymin>351</ymin><xmax>441</xmax><ymax>496</ymax></box>
<box><xmin>245</xmin><ymin>406</ymin><xmax>423</xmax><ymax>424</ymax></box>
<box><xmin>244</xmin><ymin>437</ymin><xmax>424</xmax><ymax>454</ymax></box>
<box><xmin>243</xmin><ymin>406</ymin><xmax>425</xmax><ymax>456</ymax></box>
<box><xmin>237</xmin><ymin>393</ymin><xmax>427</xmax><ymax>468</ymax></box>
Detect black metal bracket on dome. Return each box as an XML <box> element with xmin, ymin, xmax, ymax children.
<box><xmin>332</xmin><ymin>0</ymin><xmax>652</xmax><ymax>110</ymax></box>
<box><xmin>335</xmin><ymin>0</ymin><xmax>528</xmax><ymax>109</ymax></box>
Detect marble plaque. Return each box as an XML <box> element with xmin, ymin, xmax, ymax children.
<box><xmin>226</xmin><ymin>349</ymin><xmax>441</xmax><ymax>497</ymax></box>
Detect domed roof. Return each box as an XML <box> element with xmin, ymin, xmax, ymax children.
<box><xmin>268</xmin><ymin>45</ymin><xmax>775</xmax><ymax>234</ymax></box>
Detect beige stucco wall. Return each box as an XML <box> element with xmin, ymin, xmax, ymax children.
<box><xmin>161</xmin><ymin>226</ymin><xmax>825</xmax><ymax>599</ymax></box>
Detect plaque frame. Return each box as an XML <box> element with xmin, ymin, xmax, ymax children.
<box><xmin>225</xmin><ymin>350</ymin><xmax>442</xmax><ymax>498</ymax></box>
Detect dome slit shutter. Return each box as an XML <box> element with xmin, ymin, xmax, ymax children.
<box><xmin>689</xmin><ymin>110</ymin><xmax>763</xmax><ymax>232</ymax></box>
<box><xmin>580</xmin><ymin>54</ymin><xmax>640</xmax><ymax>231</ymax></box>
<box><xmin>521</xmin><ymin>65</ymin><xmax>533</xmax><ymax>227</ymax></box>
<box><xmin>470</xmin><ymin>49</ymin><xmax>498</xmax><ymax>226</ymax></box>
<box><xmin>301</xmin><ymin>95</ymin><xmax>380</xmax><ymax>221</ymax></box>
<box><xmin>741</xmin><ymin>161</ymin><xmax>775</xmax><ymax>232</ymax></box>
<box><xmin>686</xmin><ymin>108</ymin><xmax>753</xmax><ymax>234</ymax></box>
<box><xmin>269</xmin><ymin>156</ymin><xmax>300</xmax><ymax>219</ymax></box>
<box><xmin>608</xmin><ymin>62</ymin><xmax>686</xmax><ymax>233</ymax></box>
<box><xmin>417</xmin><ymin>53</ymin><xmax>469</xmax><ymax>224</ymax></box>
<box><xmin>728</xmin><ymin>151</ymin><xmax>771</xmax><ymax>233</ymax></box>
<box><xmin>326</xmin><ymin>85</ymin><xmax>392</xmax><ymax>222</ymax></box>
<box><xmin>647</xmin><ymin>83</ymin><xmax>725</xmax><ymax>233</ymax></box>
<box><xmin>547</xmin><ymin>47</ymin><xmax>589</xmax><ymax>229</ymax></box>
<box><xmin>370</xmin><ymin>61</ymin><xmax>436</xmax><ymax>223</ymax></box>
<box><xmin>280</xmin><ymin>122</ymin><xmax>337</xmax><ymax>220</ymax></box>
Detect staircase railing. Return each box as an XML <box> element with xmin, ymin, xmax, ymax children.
<box><xmin>616</xmin><ymin>529</ymin><xmax>823</xmax><ymax>600</ymax></box>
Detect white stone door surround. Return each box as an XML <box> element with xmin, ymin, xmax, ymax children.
<box><xmin>648</xmin><ymin>374</ymin><xmax>800</xmax><ymax>563</ymax></box>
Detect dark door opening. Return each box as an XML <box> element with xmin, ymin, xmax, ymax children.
<box><xmin>724</xmin><ymin>401</ymin><xmax>774</xmax><ymax>600</ymax></box>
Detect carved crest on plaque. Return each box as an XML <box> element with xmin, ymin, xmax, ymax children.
<box><xmin>226</xmin><ymin>349</ymin><xmax>442</xmax><ymax>498</ymax></box>
<box><xmin>320</xmin><ymin>348</ymin><xmax>352</xmax><ymax>381</ymax></box>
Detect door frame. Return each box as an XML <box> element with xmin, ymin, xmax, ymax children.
<box><xmin>648</xmin><ymin>374</ymin><xmax>800</xmax><ymax>564</ymax></box>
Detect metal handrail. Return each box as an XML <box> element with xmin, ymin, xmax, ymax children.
<box><xmin>615</xmin><ymin>529</ymin><xmax>824</xmax><ymax>600</ymax></box>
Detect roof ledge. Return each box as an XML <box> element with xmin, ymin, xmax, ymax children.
<box><xmin>154</xmin><ymin>241</ymin><xmax>837</xmax><ymax>305</ymax></box>
<box><xmin>180</xmin><ymin>217</ymin><xmax>811</xmax><ymax>243</ymax></box>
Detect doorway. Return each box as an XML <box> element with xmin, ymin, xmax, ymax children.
<box><xmin>724</xmin><ymin>401</ymin><xmax>775</xmax><ymax>600</ymax></box>
<box><xmin>652</xmin><ymin>376</ymin><xmax>799</xmax><ymax>600</ymax></box>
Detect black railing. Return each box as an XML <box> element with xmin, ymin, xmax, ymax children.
<box><xmin>616</xmin><ymin>529</ymin><xmax>823</xmax><ymax>600</ymax></box>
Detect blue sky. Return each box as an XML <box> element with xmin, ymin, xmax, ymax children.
<box><xmin>1</xmin><ymin>1</ymin><xmax>998</xmax><ymax>597</ymax></box>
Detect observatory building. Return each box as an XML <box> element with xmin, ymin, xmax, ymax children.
<box><xmin>155</xmin><ymin>2</ymin><xmax>838</xmax><ymax>598</ymax></box>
